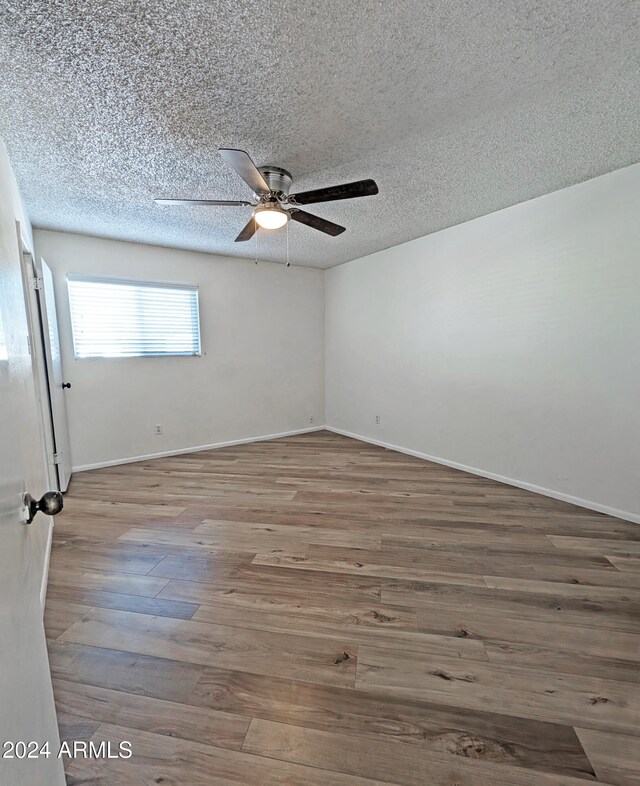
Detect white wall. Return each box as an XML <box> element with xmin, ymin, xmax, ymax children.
<box><xmin>35</xmin><ymin>230</ymin><xmax>324</xmax><ymax>470</ymax></box>
<box><xmin>325</xmin><ymin>163</ymin><xmax>640</xmax><ymax>521</ymax></box>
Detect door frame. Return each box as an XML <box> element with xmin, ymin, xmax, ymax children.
<box><xmin>18</xmin><ymin>228</ymin><xmax>59</xmax><ymax>493</ymax></box>
<box><xmin>17</xmin><ymin>225</ymin><xmax>59</xmax><ymax>611</ymax></box>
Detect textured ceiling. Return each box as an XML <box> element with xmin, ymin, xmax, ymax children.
<box><xmin>1</xmin><ymin>1</ymin><xmax>639</xmax><ymax>269</ymax></box>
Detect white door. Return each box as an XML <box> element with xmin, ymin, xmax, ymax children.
<box><xmin>34</xmin><ymin>257</ymin><xmax>73</xmax><ymax>491</ymax></box>
<box><xmin>0</xmin><ymin>216</ymin><xmax>65</xmax><ymax>781</ymax></box>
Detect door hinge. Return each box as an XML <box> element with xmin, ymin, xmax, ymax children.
<box><xmin>52</xmin><ymin>453</ymin><xmax>60</xmax><ymax>465</ymax></box>
<box><xmin>32</xmin><ymin>276</ymin><xmax>42</xmax><ymax>291</ymax></box>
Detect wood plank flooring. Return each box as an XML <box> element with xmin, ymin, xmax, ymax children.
<box><xmin>44</xmin><ymin>431</ymin><xmax>640</xmax><ymax>785</ymax></box>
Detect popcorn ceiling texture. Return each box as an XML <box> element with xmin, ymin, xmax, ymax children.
<box><xmin>0</xmin><ymin>0</ymin><xmax>639</xmax><ymax>268</ymax></box>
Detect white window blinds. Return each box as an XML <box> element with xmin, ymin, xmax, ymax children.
<box><xmin>67</xmin><ymin>275</ymin><xmax>201</xmax><ymax>358</ymax></box>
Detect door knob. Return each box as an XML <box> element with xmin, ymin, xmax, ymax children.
<box><xmin>62</xmin><ymin>382</ymin><xmax>71</xmax><ymax>389</ymax></box>
<box><xmin>22</xmin><ymin>491</ymin><xmax>64</xmax><ymax>525</ymax></box>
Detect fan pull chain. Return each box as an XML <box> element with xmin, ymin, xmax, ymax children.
<box><xmin>286</xmin><ymin>219</ymin><xmax>291</xmax><ymax>267</ymax></box>
<box><xmin>254</xmin><ymin>217</ymin><xmax>258</xmax><ymax>264</ymax></box>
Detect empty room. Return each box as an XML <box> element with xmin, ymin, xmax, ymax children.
<box><xmin>1</xmin><ymin>1</ymin><xmax>639</xmax><ymax>784</ymax></box>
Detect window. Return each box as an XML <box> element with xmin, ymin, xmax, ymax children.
<box><xmin>67</xmin><ymin>275</ymin><xmax>201</xmax><ymax>358</ymax></box>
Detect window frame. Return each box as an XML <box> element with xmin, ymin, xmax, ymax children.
<box><xmin>66</xmin><ymin>273</ymin><xmax>202</xmax><ymax>360</ymax></box>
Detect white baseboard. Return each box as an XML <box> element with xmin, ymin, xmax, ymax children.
<box><xmin>326</xmin><ymin>426</ymin><xmax>640</xmax><ymax>524</ymax></box>
<box><xmin>39</xmin><ymin>518</ymin><xmax>54</xmax><ymax>612</ymax></box>
<box><xmin>72</xmin><ymin>426</ymin><xmax>326</xmax><ymax>473</ymax></box>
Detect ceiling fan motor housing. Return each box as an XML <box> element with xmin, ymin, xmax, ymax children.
<box><xmin>258</xmin><ymin>166</ymin><xmax>293</xmax><ymax>199</ymax></box>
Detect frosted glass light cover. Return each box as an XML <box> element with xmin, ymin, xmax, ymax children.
<box><xmin>255</xmin><ymin>207</ymin><xmax>289</xmax><ymax>229</ymax></box>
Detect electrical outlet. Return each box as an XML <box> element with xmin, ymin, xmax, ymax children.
<box><xmin>375</xmin><ymin>415</ymin><xmax>381</xmax><ymax>425</ymax></box>
<box><xmin>154</xmin><ymin>424</ymin><xmax>163</xmax><ymax>435</ymax></box>
<box><xmin>309</xmin><ymin>416</ymin><xmax>314</xmax><ymax>425</ymax></box>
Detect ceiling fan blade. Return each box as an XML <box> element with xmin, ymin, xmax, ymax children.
<box><xmin>154</xmin><ymin>198</ymin><xmax>252</xmax><ymax>206</ymax></box>
<box><xmin>234</xmin><ymin>216</ymin><xmax>258</xmax><ymax>242</ymax></box>
<box><xmin>218</xmin><ymin>149</ymin><xmax>270</xmax><ymax>196</ymax></box>
<box><xmin>289</xmin><ymin>208</ymin><xmax>346</xmax><ymax>236</ymax></box>
<box><xmin>288</xmin><ymin>178</ymin><xmax>378</xmax><ymax>205</ymax></box>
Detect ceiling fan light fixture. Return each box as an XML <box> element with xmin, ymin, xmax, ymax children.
<box><xmin>254</xmin><ymin>205</ymin><xmax>289</xmax><ymax>230</ymax></box>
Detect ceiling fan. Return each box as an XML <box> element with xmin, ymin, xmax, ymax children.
<box><xmin>155</xmin><ymin>149</ymin><xmax>379</xmax><ymax>242</ymax></box>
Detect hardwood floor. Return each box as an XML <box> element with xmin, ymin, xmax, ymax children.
<box><xmin>44</xmin><ymin>431</ymin><xmax>640</xmax><ymax>785</ymax></box>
